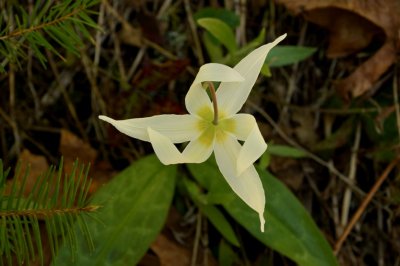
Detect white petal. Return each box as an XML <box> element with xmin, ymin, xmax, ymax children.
<box><xmin>216</xmin><ymin>34</ymin><xmax>287</xmax><ymax>116</ymax></box>
<box><xmin>147</xmin><ymin>127</ymin><xmax>214</xmax><ymax>165</ymax></box>
<box><xmin>185</xmin><ymin>63</ymin><xmax>244</xmax><ymax>117</ymax></box>
<box><xmin>230</xmin><ymin>114</ymin><xmax>267</xmax><ymax>175</ymax></box>
<box><xmin>147</xmin><ymin>128</ymin><xmax>184</xmax><ymax>164</ymax></box>
<box><xmin>214</xmin><ymin>135</ymin><xmax>266</xmax><ymax>232</ymax></box>
<box><xmin>182</xmin><ymin>133</ymin><xmax>215</xmax><ymax>163</ymax></box>
<box><xmin>99</xmin><ymin>114</ymin><xmax>199</xmax><ymax>143</ymax></box>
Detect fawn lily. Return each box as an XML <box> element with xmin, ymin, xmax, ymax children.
<box><xmin>99</xmin><ymin>34</ymin><xmax>286</xmax><ymax>232</ymax></box>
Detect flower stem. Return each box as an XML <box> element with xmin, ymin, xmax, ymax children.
<box><xmin>208</xmin><ymin>82</ymin><xmax>218</xmax><ymax>125</ymax></box>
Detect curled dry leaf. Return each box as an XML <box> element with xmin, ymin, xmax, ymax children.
<box><xmin>13</xmin><ymin>149</ymin><xmax>49</xmax><ymax>197</ymax></box>
<box><xmin>59</xmin><ymin>129</ymin><xmax>97</xmax><ymax>173</ymax></box>
<box><xmin>59</xmin><ymin>129</ymin><xmax>114</xmax><ymax>195</ymax></box>
<box><xmin>150</xmin><ymin>234</ymin><xmax>191</xmax><ymax>266</ymax></box>
<box><xmin>276</xmin><ymin>0</ymin><xmax>400</xmax><ymax>99</ymax></box>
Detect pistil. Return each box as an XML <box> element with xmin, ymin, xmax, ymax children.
<box><xmin>207</xmin><ymin>82</ymin><xmax>218</xmax><ymax>125</ymax></box>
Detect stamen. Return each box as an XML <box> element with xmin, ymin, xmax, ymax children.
<box><xmin>208</xmin><ymin>82</ymin><xmax>218</xmax><ymax>125</ymax></box>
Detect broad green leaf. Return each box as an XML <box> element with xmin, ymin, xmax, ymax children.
<box><xmin>218</xmin><ymin>240</ymin><xmax>239</xmax><ymax>266</ymax></box>
<box><xmin>188</xmin><ymin>159</ymin><xmax>338</xmax><ymax>266</ymax></box>
<box><xmin>267</xmin><ymin>144</ymin><xmax>308</xmax><ymax>158</ymax></box>
<box><xmin>203</xmin><ymin>31</ymin><xmax>224</xmax><ymax>62</ymax></box>
<box><xmin>258</xmin><ymin>152</ymin><xmax>271</xmax><ymax>169</ymax></box>
<box><xmin>201</xmin><ymin>205</ymin><xmax>239</xmax><ymax>246</ymax></box>
<box><xmin>183</xmin><ymin>178</ymin><xmax>240</xmax><ymax>247</ymax></box>
<box><xmin>53</xmin><ymin>156</ymin><xmax>176</xmax><ymax>266</ymax></box>
<box><xmin>193</xmin><ymin>7</ymin><xmax>240</xmax><ymax>28</ymax></box>
<box><xmin>266</xmin><ymin>46</ymin><xmax>317</xmax><ymax>67</ymax></box>
<box><xmin>260</xmin><ymin>63</ymin><xmax>271</xmax><ymax>77</ymax></box>
<box><xmin>197</xmin><ymin>18</ymin><xmax>237</xmax><ymax>53</ymax></box>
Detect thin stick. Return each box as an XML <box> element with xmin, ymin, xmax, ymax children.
<box><xmin>191</xmin><ymin>211</ymin><xmax>202</xmax><ymax>266</ymax></box>
<box><xmin>183</xmin><ymin>0</ymin><xmax>204</xmax><ymax>65</ymax></box>
<box><xmin>334</xmin><ymin>157</ymin><xmax>400</xmax><ymax>255</ymax></box>
<box><xmin>393</xmin><ymin>66</ymin><xmax>400</xmax><ymax>140</ymax></box>
<box><xmin>46</xmin><ymin>50</ymin><xmax>87</xmax><ymax>141</ymax></box>
<box><xmin>340</xmin><ymin>122</ymin><xmax>361</xmax><ymax>233</ymax></box>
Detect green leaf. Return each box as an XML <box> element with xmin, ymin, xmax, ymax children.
<box><xmin>267</xmin><ymin>144</ymin><xmax>308</xmax><ymax>158</ymax></box>
<box><xmin>266</xmin><ymin>45</ymin><xmax>317</xmax><ymax>67</ymax></box>
<box><xmin>218</xmin><ymin>240</ymin><xmax>239</xmax><ymax>266</ymax></box>
<box><xmin>188</xmin><ymin>159</ymin><xmax>338</xmax><ymax>266</ymax></box>
<box><xmin>183</xmin><ymin>178</ymin><xmax>239</xmax><ymax>247</ymax></box>
<box><xmin>193</xmin><ymin>7</ymin><xmax>240</xmax><ymax>28</ymax></box>
<box><xmin>203</xmin><ymin>31</ymin><xmax>224</xmax><ymax>62</ymax></box>
<box><xmin>53</xmin><ymin>156</ymin><xmax>177</xmax><ymax>265</ymax></box>
<box><xmin>197</xmin><ymin>18</ymin><xmax>237</xmax><ymax>54</ymax></box>
<box><xmin>202</xmin><ymin>204</ymin><xmax>239</xmax><ymax>247</ymax></box>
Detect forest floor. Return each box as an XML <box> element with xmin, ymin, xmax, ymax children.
<box><xmin>1</xmin><ymin>1</ymin><xmax>399</xmax><ymax>265</ymax></box>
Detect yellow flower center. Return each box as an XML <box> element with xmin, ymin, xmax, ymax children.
<box><xmin>196</xmin><ymin>106</ymin><xmax>236</xmax><ymax>146</ymax></box>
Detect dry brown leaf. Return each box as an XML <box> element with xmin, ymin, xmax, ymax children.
<box><xmin>15</xmin><ymin>149</ymin><xmax>49</xmax><ymax>196</ymax></box>
<box><xmin>119</xmin><ymin>21</ymin><xmax>143</xmax><ymax>47</ymax></box>
<box><xmin>150</xmin><ymin>234</ymin><xmax>191</xmax><ymax>266</ymax></box>
<box><xmin>59</xmin><ymin>129</ymin><xmax>97</xmax><ymax>173</ymax></box>
<box><xmin>59</xmin><ymin>129</ymin><xmax>113</xmax><ymax>195</ymax></box>
<box><xmin>276</xmin><ymin>0</ymin><xmax>400</xmax><ymax>99</ymax></box>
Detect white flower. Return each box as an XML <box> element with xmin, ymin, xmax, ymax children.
<box><xmin>99</xmin><ymin>34</ymin><xmax>286</xmax><ymax>232</ymax></box>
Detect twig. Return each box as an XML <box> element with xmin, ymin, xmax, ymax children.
<box><xmin>393</xmin><ymin>66</ymin><xmax>400</xmax><ymax>141</ymax></box>
<box><xmin>93</xmin><ymin>0</ymin><xmax>105</xmax><ymax>77</ymax></box>
<box><xmin>46</xmin><ymin>50</ymin><xmax>87</xmax><ymax>142</ymax></box>
<box><xmin>157</xmin><ymin>0</ymin><xmax>173</xmax><ymax>18</ymax></box>
<box><xmin>340</xmin><ymin>122</ymin><xmax>361</xmax><ymax>234</ymax></box>
<box><xmin>334</xmin><ymin>157</ymin><xmax>400</xmax><ymax>255</ymax></box>
<box><xmin>80</xmin><ymin>51</ymin><xmax>106</xmax><ymax>115</ymax></box>
<box><xmin>9</xmin><ymin>63</ymin><xmax>22</xmax><ymax>156</ymax></box>
<box><xmin>127</xmin><ymin>46</ymin><xmax>147</xmax><ymax>81</ymax></box>
<box><xmin>110</xmin><ymin>23</ymin><xmax>128</xmax><ymax>88</ymax></box>
<box><xmin>248</xmin><ymin>100</ymin><xmax>366</xmax><ymax>197</ymax></box>
<box><xmin>183</xmin><ymin>0</ymin><xmax>204</xmax><ymax>65</ymax></box>
<box><xmin>191</xmin><ymin>211</ymin><xmax>202</xmax><ymax>266</ymax></box>
<box><xmin>323</xmin><ymin>115</ymin><xmax>342</xmax><ymax>237</ymax></box>
<box><xmin>377</xmin><ymin>206</ymin><xmax>384</xmax><ymax>266</ymax></box>
<box><xmin>235</xmin><ymin>0</ymin><xmax>247</xmax><ymax>45</ymax></box>
<box><xmin>280</xmin><ymin>22</ymin><xmax>307</xmax><ymax>122</ymax></box>
<box><xmin>27</xmin><ymin>0</ymin><xmax>40</xmax><ymax>120</ymax></box>
<box><xmin>6</xmin><ymin>9</ymin><xmax>21</xmax><ymax>157</ymax></box>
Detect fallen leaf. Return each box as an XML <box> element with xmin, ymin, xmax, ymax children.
<box><xmin>119</xmin><ymin>21</ymin><xmax>143</xmax><ymax>47</ymax></box>
<box><xmin>151</xmin><ymin>234</ymin><xmax>191</xmax><ymax>266</ymax></box>
<box><xmin>14</xmin><ymin>149</ymin><xmax>49</xmax><ymax>197</ymax></box>
<box><xmin>276</xmin><ymin>0</ymin><xmax>400</xmax><ymax>99</ymax></box>
<box><xmin>59</xmin><ymin>129</ymin><xmax>113</xmax><ymax>196</ymax></box>
<box><xmin>59</xmin><ymin>129</ymin><xmax>97</xmax><ymax>173</ymax></box>
<box><xmin>335</xmin><ymin>41</ymin><xmax>396</xmax><ymax>99</ymax></box>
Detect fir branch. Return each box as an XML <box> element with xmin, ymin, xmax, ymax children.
<box><xmin>0</xmin><ymin>158</ymin><xmax>99</xmax><ymax>266</ymax></box>
<box><xmin>0</xmin><ymin>205</ymin><xmax>99</xmax><ymax>217</ymax></box>
<box><xmin>0</xmin><ymin>0</ymin><xmax>100</xmax><ymax>72</ymax></box>
<box><xmin>0</xmin><ymin>6</ymin><xmax>83</xmax><ymax>41</ymax></box>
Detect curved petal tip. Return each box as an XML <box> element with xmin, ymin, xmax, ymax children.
<box><xmin>260</xmin><ymin>212</ymin><xmax>265</xmax><ymax>233</ymax></box>
<box><xmin>98</xmin><ymin>115</ymin><xmax>115</xmax><ymax>124</ymax></box>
